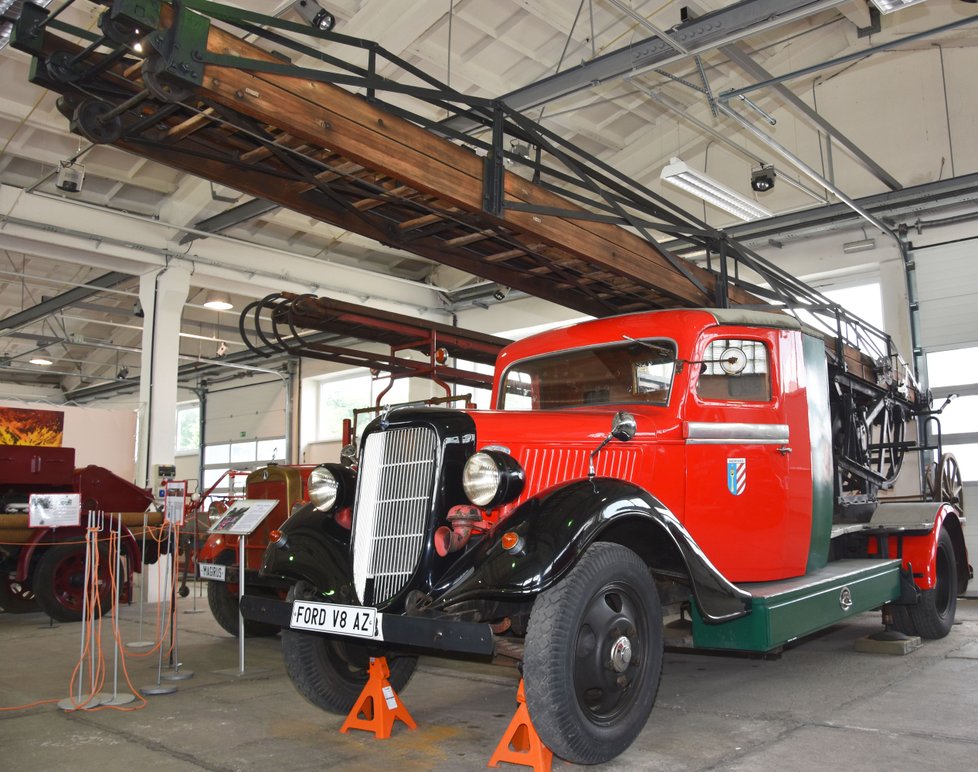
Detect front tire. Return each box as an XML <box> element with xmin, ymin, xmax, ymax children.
<box><xmin>890</xmin><ymin>527</ymin><xmax>958</xmax><ymax>639</ymax></box>
<box><xmin>281</xmin><ymin>588</ymin><xmax>417</xmax><ymax>713</ymax></box>
<box><xmin>207</xmin><ymin>579</ymin><xmax>281</xmax><ymax>638</ymax></box>
<box><xmin>523</xmin><ymin>542</ymin><xmax>663</xmax><ymax>764</ymax></box>
<box><xmin>0</xmin><ymin>576</ymin><xmax>37</xmax><ymax>613</ymax></box>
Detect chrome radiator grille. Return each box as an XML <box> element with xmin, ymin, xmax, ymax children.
<box><xmin>352</xmin><ymin>426</ymin><xmax>438</xmax><ymax>606</ymax></box>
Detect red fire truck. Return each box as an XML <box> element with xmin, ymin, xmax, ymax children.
<box><xmin>243</xmin><ymin>308</ymin><xmax>969</xmax><ymax>764</ymax></box>
<box><xmin>195</xmin><ymin>464</ymin><xmax>317</xmax><ymax>637</ymax></box>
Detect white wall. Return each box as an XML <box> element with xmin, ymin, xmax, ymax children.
<box><xmin>0</xmin><ymin>398</ymin><xmax>137</xmax><ymax>480</ymax></box>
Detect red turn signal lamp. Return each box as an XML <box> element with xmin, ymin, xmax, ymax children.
<box><xmin>500</xmin><ymin>531</ymin><xmax>523</xmax><ymax>554</ymax></box>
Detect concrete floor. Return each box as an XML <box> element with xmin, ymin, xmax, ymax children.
<box><xmin>1</xmin><ymin>587</ymin><xmax>977</xmax><ymax>772</ymax></box>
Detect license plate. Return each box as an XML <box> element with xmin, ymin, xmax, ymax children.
<box><xmin>290</xmin><ymin>600</ymin><xmax>382</xmax><ymax>640</ymax></box>
<box><xmin>198</xmin><ymin>562</ymin><xmax>226</xmax><ymax>581</ymax></box>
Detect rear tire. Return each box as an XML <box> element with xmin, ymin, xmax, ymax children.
<box><xmin>34</xmin><ymin>543</ymin><xmax>112</xmax><ymax>622</ymax></box>
<box><xmin>523</xmin><ymin>542</ymin><xmax>663</xmax><ymax>764</ymax></box>
<box><xmin>890</xmin><ymin>528</ymin><xmax>957</xmax><ymax>639</ymax></box>
<box><xmin>281</xmin><ymin>589</ymin><xmax>416</xmax><ymax>713</ymax></box>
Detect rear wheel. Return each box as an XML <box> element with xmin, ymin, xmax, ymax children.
<box><xmin>523</xmin><ymin>542</ymin><xmax>663</xmax><ymax>764</ymax></box>
<box><xmin>0</xmin><ymin>576</ymin><xmax>37</xmax><ymax>613</ymax></box>
<box><xmin>890</xmin><ymin>527</ymin><xmax>958</xmax><ymax>639</ymax></box>
<box><xmin>34</xmin><ymin>543</ymin><xmax>112</xmax><ymax>622</ymax></box>
<box><xmin>281</xmin><ymin>588</ymin><xmax>416</xmax><ymax>713</ymax></box>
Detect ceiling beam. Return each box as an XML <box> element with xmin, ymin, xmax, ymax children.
<box><xmin>0</xmin><ymin>271</ymin><xmax>133</xmax><ymax>332</ymax></box>
<box><xmin>442</xmin><ymin>0</ymin><xmax>846</xmax><ymax>129</ymax></box>
<box><xmin>180</xmin><ymin>197</ymin><xmax>279</xmax><ymax>244</ymax></box>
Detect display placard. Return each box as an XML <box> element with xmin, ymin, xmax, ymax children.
<box><xmin>208</xmin><ymin>499</ymin><xmax>278</xmax><ymax>536</ymax></box>
<box><xmin>28</xmin><ymin>493</ymin><xmax>81</xmax><ymax>528</ymax></box>
<box><xmin>164</xmin><ymin>480</ymin><xmax>187</xmax><ymax>526</ymax></box>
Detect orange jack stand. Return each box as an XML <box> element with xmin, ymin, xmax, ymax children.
<box><xmin>340</xmin><ymin>656</ymin><xmax>417</xmax><ymax>739</ymax></box>
<box><xmin>488</xmin><ymin>679</ymin><xmax>553</xmax><ymax>771</ymax></box>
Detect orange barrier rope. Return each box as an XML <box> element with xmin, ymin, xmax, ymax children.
<box><xmin>0</xmin><ymin>516</ymin><xmax>181</xmax><ymax>712</ymax></box>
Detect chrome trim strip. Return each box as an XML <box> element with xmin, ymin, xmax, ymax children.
<box><xmin>685</xmin><ymin>421</ymin><xmax>789</xmax><ymax>444</ymax></box>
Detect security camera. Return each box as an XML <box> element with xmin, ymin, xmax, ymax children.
<box><xmin>492</xmin><ymin>285</ymin><xmax>510</xmax><ymax>301</ymax></box>
<box><xmin>294</xmin><ymin>0</ymin><xmax>336</xmax><ymax>31</ymax></box>
<box><xmin>750</xmin><ymin>166</ymin><xmax>776</xmax><ymax>192</ymax></box>
<box><xmin>55</xmin><ymin>162</ymin><xmax>85</xmax><ymax>193</ymax></box>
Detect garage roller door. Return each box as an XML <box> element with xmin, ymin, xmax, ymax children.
<box><xmin>913</xmin><ymin>238</ymin><xmax>978</xmax><ymax>351</ymax></box>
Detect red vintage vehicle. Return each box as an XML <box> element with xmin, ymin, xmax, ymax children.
<box><xmin>243</xmin><ymin>308</ymin><xmax>970</xmax><ymax>765</ymax></box>
<box><xmin>0</xmin><ymin>446</ymin><xmax>162</xmax><ymax>621</ymax></box>
<box><xmin>196</xmin><ymin>464</ymin><xmax>317</xmax><ymax>636</ymax></box>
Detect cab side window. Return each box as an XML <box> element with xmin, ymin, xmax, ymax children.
<box><xmin>696</xmin><ymin>339</ymin><xmax>771</xmax><ymax>402</ymax></box>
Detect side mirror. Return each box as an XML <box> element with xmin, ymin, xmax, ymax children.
<box><xmin>611</xmin><ymin>411</ymin><xmax>637</xmax><ymax>442</ymax></box>
<box><xmin>590</xmin><ymin>412</ymin><xmax>638</xmax><ymax>481</ymax></box>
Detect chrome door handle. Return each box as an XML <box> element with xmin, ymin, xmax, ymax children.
<box><xmin>777</xmin><ymin>445</ymin><xmax>792</xmax><ymax>455</ymax></box>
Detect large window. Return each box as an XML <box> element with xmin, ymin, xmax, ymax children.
<box><xmin>201</xmin><ymin>436</ymin><xmax>286</xmax><ymax>501</ymax></box>
<box><xmin>926</xmin><ymin>346</ymin><xmax>978</xmax><ymax>483</ymax></box>
<box><xmin>313</xmin><ymin>371</ymin><xmax>408</xmax><ymax>442</ymax></box>
<box><xmin>175</xmin><ymin>402</ymin><xmax>200</xmax><ymax>454</ymax></box>
<box><xmin>452</xmin><ymin>358</ymin><xmax>494</xmax><ymax>409</ymax></box>
<box><xmin>822</xmin><ymin>282</ymin><xmax>884</xmax><ymax>332</ymax></box>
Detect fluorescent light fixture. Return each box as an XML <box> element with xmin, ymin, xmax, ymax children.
<box><xmin>870</xmin><ymin>0</ymin><xmax>927</xmax><ymax>13</ymax></box>
<box><xmin>203</xmin><ymin>292</ymin><xmax>233</xmax><ymax>311</ymax></box>
<box><xmin>842</xmin><ymin>238</ymin><xmax>877</xmax><ymax>254</ymax></box>
<box><xmin>29</xmin><ymin>348</ymin><xmax>53</xmax><ymax>366</ymax></box>
<box><xmin>660</xmin><ymin>158</ymin><xmax>771</xmax><ymax>221</ymax></box>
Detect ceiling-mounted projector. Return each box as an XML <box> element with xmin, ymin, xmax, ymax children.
<box><xmin>56</xmin><ymin>162</ymin><xmax>85</xmax><ymax>193</ymax></box>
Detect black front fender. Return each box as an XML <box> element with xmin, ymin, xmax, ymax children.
<box><xmin>259</xmin><ymin>503</ymin><xmax>356</xmax><ymax>603</ymax></box>
<box><xmin>430</xmin><ymin>479</ymin><xmax>750</xmax><ymax>623</ymax></box>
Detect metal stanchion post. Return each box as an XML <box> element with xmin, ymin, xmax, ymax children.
<box><xmin>141</xmin><ymin>519</ymin><xmax>176</xmax><ymax>696</ymax></box>
<box><xmin>127</xmin><ymin>510</ymin><xmax>153</xmax><ymax>649</ymax></box>
<box><xmin>60</xmin><ymin>510</ymin><xmax>103</xmax><ymax>710</ymax></box>
<box><xmin>99</xmin><ymin>513</ymin><xmax>135</xmax><ymax>706</ymax></box>
<box><xmin>238</xmin><ymin>534</ymin><xmax>246</xmax><ymax>675</ymax></box>
<box><xmin>185</xmin><ymin>510</ymin><xmax>204</xmax><ymax>614</ymax></box>
<box><xmin>161</xmin><ymin>523</ymin><xmax>193</xmax><ymax>681</ymax></box>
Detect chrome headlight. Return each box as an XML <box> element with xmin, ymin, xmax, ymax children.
<box><xmin>308</xmin><ymin>466</ymin><xmax>340</xmax><ymax>511</ymax></box>
<box><xmin>463</xmin><ymin>450</ymin><xmax>525</xmax><ymax>508</ymax></box>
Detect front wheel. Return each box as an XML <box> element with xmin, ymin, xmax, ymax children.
<box><xmin>0</xmin><ymin>576</ymin><xmax>37</xmax><ymax>613</ymax></box>
<box><xmin>523</xmin><ymin>542</ymin><xmax>663</xmax><ymax>765</ymax></box>
<box><xmin>281</xmin><ymin>588</ymin><xmax>417</xmax><ymax>713</ymax></box>
<box><xmin>890</xmin><ymin>527</ymin><xmax>958</xmax><ymax>639</ymax></box>
<box><xmin>207</xmin><ymin>579</ymin><xmax>281</xmax><ymax>638</ymax></box>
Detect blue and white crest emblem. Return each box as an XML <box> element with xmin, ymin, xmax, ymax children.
<box><xmin>726</xmin><ymin>457</ymin><xmax>746</xmax><ymax>496</ymax></box>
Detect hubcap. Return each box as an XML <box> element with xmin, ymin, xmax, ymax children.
<box><xmin>574</xmin><ymin>585</ymin><xmax>648</xmax><ymax>723</ymax></box>
<box><xmin>610</xmin><ymin>635</ymin><xmax>632</xmax><ymax>672</ymax></box>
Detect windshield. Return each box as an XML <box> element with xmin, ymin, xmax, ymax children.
<box><xmin>499</xmin><ymin>339</ymin><xmax>677</xmax><ymax>410</ymax></box>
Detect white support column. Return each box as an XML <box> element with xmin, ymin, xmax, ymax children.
<box><xmin>136</xmin><ymin>264</ymin><xmax>191</xmax><ymax>489</ymax></box>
